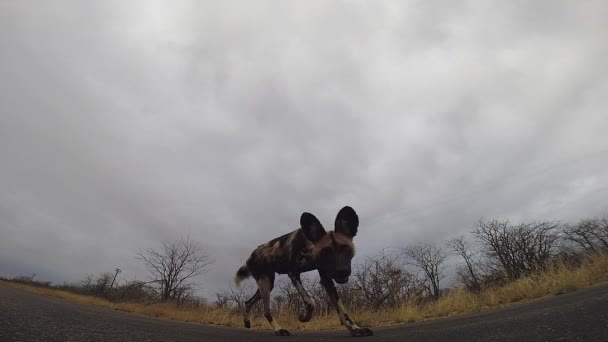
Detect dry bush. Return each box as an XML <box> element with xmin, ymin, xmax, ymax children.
<box><xmin>215</xmin><ymin>283</ymin><xmax>264</xmax><ymax>317</ymax></box>
<box><xmin>351</xmin><ymin>250</ymin><xmax>420</xmax><ymax>310</ymax></box>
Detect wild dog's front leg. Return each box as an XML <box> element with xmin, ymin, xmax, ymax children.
<box><xmin>288</xmin><ymin>273</ymin><xmax>314</xmax><ymax>322</ymax></box>
<box><xmin>320</xmin><ymin>275</ymin><xmax>373</xmax><ymax>337</ymax></box>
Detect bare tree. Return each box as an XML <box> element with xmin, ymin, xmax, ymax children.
<box><xmin>136</xmin><ymin>236</ymin><xmax>214</xmax><ymax>302</ymax></box>
<box><xmin>402</xmin><ymin>243</ymin><xmax>447</xmax><ymax>300</ymax></box>
<box><xmin>446</xmin><ymin>235</ymin><xmax>482</xmax><ymax>292</ymax></box>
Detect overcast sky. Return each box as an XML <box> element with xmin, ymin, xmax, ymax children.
<box><xmin>1</xmin><ymin>1</ymin><xmax>607</xmax><ymax>298</ymax></box>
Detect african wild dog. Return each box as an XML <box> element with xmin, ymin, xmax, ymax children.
<box><xmin>234</xmin><ymin>206</ymin><xmax>373</xmax><ymax>337</ymax></box>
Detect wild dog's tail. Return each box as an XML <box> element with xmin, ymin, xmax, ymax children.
<box><xmin>234</xmin><ymin>264</ymin><xmax>251</xmax><ymax>287</ymax></box>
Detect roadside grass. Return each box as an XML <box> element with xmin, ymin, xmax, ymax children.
<box><xmin>2</xmin><ymin>252</ymin><xmax>607</xmax><ymax>331</ymax></box>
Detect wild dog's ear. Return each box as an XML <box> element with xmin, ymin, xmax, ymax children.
<box><xmin>300</xmin><ymin>212</ymin><xmax>326</xmax><ymax>242</ymax></box>
<box><xmin>334</xmin><ymin>206</ymin><xmax>359</xmax><ymax>238</ymax></box>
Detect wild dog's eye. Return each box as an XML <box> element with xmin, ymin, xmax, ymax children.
<box><xmin>337</xmin><ymin>245</ymin><xmax>354</xmax><ymax>257</ymax></box>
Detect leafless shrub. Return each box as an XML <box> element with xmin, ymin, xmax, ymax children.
<box><xmin>94</xmin><ymin>272</ymin><xmax>114</xmax><ymax>294</ymax></box>
<box><xmin>351</xmin><ymin>250</ymin><xmax>419</xmax><ymax>309</ymax></box>
<box><xmin>111</xmin><ymin>280</ymin><xmax>158</xmax><ymax>303</ymax></box>
<box><xmin>76</xmin><ymin>272</ymin><xmax>112</xmax><ymax>295</ymax></box>
<box><xmin>79</xmin><ymin>274</ymin><xmax>94</xmax><ymax>289</ymax></box>
<box><xmin>215</xmin><ymin>283</ymin><xmax>261</xmax><ymax>315</ymax></box>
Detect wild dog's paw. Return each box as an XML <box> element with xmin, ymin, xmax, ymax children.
<box><xmin>275</xmin><ymin>329</ymin><xmax>291</xmax><ymax>336</ymax></box>
<box><xmin>298</xmin><ymin>304</ymin><xmax>314</xmax><ymax>322</ymax></box>
<box><xmin>298</xmin><ymin>312</ymin><xmax>312</xmax><ymax>322</ymax></box>
<box><xmin>350</xmin><ymin>327</ymin><xmax>373</xmax><ymax>337</ymax></box>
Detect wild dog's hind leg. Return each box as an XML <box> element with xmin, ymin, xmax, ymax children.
<box><xmin>258</xmin><ymin>274</ymin><xmax>290</xmax><ymax>336</ymax></box>
<box><xmin>243</xmin><ymin>289</ymin><xmax>260</xmax><ymax>328</ymax></box>
<box><xmin>289</xmin><ymin>273</ymin><xmax>314</xmax><ymax>322</ymax></box>
<box><xmin>320</xmin><ymin>274</ymin><xmax>373</xmax><ymax>337</ymax></box>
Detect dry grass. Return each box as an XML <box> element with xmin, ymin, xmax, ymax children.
<box><xmin>392</xmin><ymin>251</ymin><xmax>608</xmax><ymax>324</ymax></box>
<box><xmin>2</xmin><ymin>252</ymin><xmax>607</xmax><ymax>331</ymax></box>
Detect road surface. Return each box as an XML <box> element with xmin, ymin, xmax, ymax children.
<box><xmin>1</xmin><ymin>283</ymin><xmax>608</xmax><ymax>342</ymax></box>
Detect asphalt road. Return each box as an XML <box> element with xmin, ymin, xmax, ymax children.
<box><xmin>1</xmin><ymin>283</ymin><xmax>608</xmax><ymax>342</ymax></box>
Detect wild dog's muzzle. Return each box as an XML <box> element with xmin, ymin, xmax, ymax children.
<box><xmin>333</xmin><ymin>270</ymin><xmax>350</xmax><ymax>284</ymax></box>
<box><xmin>334</xmin><ymin>276</ymin><xmax>349</xmax><ymax>284</ymax></box>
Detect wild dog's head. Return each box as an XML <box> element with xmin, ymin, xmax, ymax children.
<box><xmin>300</xmin><ymin>206</ymin><xmax>359</xmax><ymax>284</ymax></box>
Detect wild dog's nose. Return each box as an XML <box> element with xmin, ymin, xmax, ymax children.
<box><xmin>334</xmin><ymin>276</ymin><xmax>349</xmax><ymax>284</ymax></box>
<box><xmin>334</xmin><ymin>269</ymin><xmax>351</xmax><ymax>284</ymax></box>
